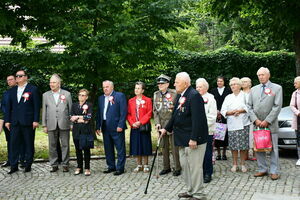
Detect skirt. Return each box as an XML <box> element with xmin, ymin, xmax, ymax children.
<box><xmin>130</xmin><ymin>128</ymin><xmax>152</xmax><ymax>156</ymax></box>
<box><xmin>228</xmin><ymin>125</ymin><xmax>250</xmax><ymax>151</ymax></box>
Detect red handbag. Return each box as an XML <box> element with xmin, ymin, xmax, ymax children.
<box><xmin>253</xmin><ymin>128</ymin><xmax>272</xmax><ymax>152</ymax></box>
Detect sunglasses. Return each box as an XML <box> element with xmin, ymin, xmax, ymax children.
<box><xmin>16</xmin><ymin>74</ymin><xmax>26</xmax><ymax>78</ymax></box>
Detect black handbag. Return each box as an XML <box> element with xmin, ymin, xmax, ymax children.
<box><xmin>79</xmin><ymin>134</ymin><xmax>94</xmax><ymax>149</ymax></box>
<box><xmin>139</xmin><ymin>123</ymin><xmax>151</xmax><ymax>133</ymax></box>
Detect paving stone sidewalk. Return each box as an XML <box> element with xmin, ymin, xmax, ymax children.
<box><xmin>0</xmin><ymin>153</ymin><xmax>299</xmax><ymax>200</ymax></box>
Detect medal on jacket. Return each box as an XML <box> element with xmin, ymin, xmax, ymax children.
<box><xmin>108</xmin><ymin>96</ymin><xmax>114</xmax><ymax>105</ymax></box>
<box><xmin>60</xmin><ymin>94</ymin><xmax>66</xmax><ymax>103</ymax></box>
<box><xmin>177</xmin><ymin>96</ymin><xmax>186</xmax><ymax>111</ymax></box>
<box><xmin>165</xmin><ymin>93</ymin><xmax>173</xmax><ymax>111</ymax></box>
<box><xmin>203</xmin><ymin>97</ymin><xmax>208</xmax><ymax>104</ymax></box>
<box><xmin>82</xmin><ymin>104</ymin><xmax>88</xmax><ymax>114</ymax></box>
<box><xmin>22</xmin><ymin>92</ymin><xmax>31</xmax><ymax>103</ymax></box>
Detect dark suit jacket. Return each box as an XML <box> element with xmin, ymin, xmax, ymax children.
<box><xmin>4</xmin><ymin>83</ymin><xmax>41</xmax><ymax>126</ymax></box>
<box><xmin>96</xmin><ymin>91</ymin><xmax>127</xmax><ymax>132</ymax></box>
<box><xmin>165</xmin><ymin>86</ymin><xmax>208</xmax><ymax>147</ymax></box>
<box><xmin>210</xmin><ymin>87</ymin><xmax>231</xmax><ymax>123</ymax></box>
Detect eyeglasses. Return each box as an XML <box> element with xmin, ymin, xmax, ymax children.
<box><xmin>78</xmin><ymin>94</ymin><xmax>87</xmax><ymax>97</ymax></box>
<box><xmin>16</xmin><ymin>74</ymin><xmax>26</xmax><ymax>78</ymax></box>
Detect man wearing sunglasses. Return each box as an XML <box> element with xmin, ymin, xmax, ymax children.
<box><xmin>4</xmin><ymin>70</ymin><xmax>41</xmax><ymax>174</ymax></box>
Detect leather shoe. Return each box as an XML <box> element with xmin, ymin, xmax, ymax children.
<box><xmin>222</xmin><ymin>155</ymin><xmax>227</xmax><ymax>160</ymax></box>
<box><xmin>50</xmin><ymin>166</ymin><xmax>59</xmax><ymax>173</ymax></box>
<box><xmin>178</xmin><ymin>192</ymin><xmax>193</xmax><ymax>198</ymax></box>
<box><xmin>7</xmin><ymin>168</ymin><xmax>19</xmax><ymax>174</ymax></box>
<box><xmin>173</xmin><ymin>170</ymin><xmax>181</xmax><ymax>176</ymax></box>
<box><xmin>203</xmin><ymin>174</ymin><xmax>212</xmax><ymax>183</ymax></box>
<box><xmin>63</xmin><ymin>166</ymin><xmax>69</xmax><ymax>172</ymax></box>
<box><xmin>159</xmin><ymin>169</ymin><xmax>171</xmax><ymax>175</ymax></box>
<box><xmin>254</xmin><ymin>171</ymin><xmax>268</xmax><ymax>177</ymax></box>
<box><xmin>24</xmin><ymin>166</ymin><xmax>31</xmax><ymax>173</ymax></box>
<box><xmin>270</xmin><ymin>174</ymin><xmax>280</xmax><ymax>180</ymax></box>
<box><xmin>103</xmin><ymin>168</ymin><xmax>116</xmax><ymax>173</ymax></box>
<box><xmin>1</xmin><ymin>162</ymin><xmax>10</xmax><ymax>168</ymax></box>
<box><xmin>19</xmin><ymin>162</ymin><xmax>26</xmax><ymax>169</ymax></box>
<box><xmin>113</xmin><ymin>170</ymin><xmax>124</xmax><ymax>176</ymax></box>
<box><xmin>216</xmin><ymin>155</ymin><xmax>221</xmax><ymax>160</ymax></box>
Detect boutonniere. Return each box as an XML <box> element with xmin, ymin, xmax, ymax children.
<box><xmin>177</xmin><ymin>96</ymin><xmax>186</xmax><ymax>111</ymax></box>
<box><xmin>22</xmin><ymin>92</ymin><xmax>31</xmax><ymax>102</ymax></box>
<box><xmin>82</xmin><ymin>104</ymin><xmax>88</xmax><ymax>114</ymax></box>
<box><xmin>203</xmin><ymin>97</ymin><xmax>208</xmax><ymax>104</ymax></box>
<box><xmin>60</xmin><ymin>94</ymin><xmax>66</xmax><ymax>103</ymax></box>
<box><xmin>264</xmin><ymin>88</ymin><xmax>275</xmax><ymax>96</ymax></box>
<box><xmin>108</xmin><ymin>96</ymin><xmax>114</xmax><ymax>105</ymax></box>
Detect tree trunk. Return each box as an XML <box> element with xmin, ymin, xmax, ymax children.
<box><xmin>294</xmin><ymin>31</ymin><xmax>300</xmax><ymax>76</ymax></box>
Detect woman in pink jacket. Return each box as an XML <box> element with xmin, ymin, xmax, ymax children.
<box><xmin>290</xmin><ymin>76</ymin><xmax>300</xmax><ymax>166</ymax></box>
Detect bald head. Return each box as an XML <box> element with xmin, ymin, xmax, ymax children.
<box><xmin>174</xmin><ymin>72</ymin><xmax>191</xmax><ymax>94</ymax></box>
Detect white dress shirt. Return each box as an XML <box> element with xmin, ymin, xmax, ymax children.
<box><xmin>217</xmin><ymin>87</ymin><xmax>225</xmax><ymax>96</ymax></box>
<box><xmin>17</xmin><ymin>83</ymin><xmax>28</xmax><ymax>103</ymax></box>
<box><xmin>52</xmin><ymin>89</ymin><xmax>61</xmax><ymax>105</ymax></box>
<box><xmin>103</xmin><ymin>91</ymin><xmax>113</xmax><ymax>120</ymax></box>
<box><xmin>221</xmin><ymin>91</ymin><xmax>250</xmax><ymax>131</ymax></box>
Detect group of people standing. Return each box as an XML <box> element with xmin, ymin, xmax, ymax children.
<box><xmin>1</xmin><ymin>66</ymin><xmax>300</xmax><ymax>200</ymax></box>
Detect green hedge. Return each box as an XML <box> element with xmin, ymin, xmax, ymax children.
<box><xmin>175</xmin><ymin>46</ymin><xmax>295</xmax><ymax>106</ymax></box>
<box><xmin>0</xmin><ymin>46</ymin><xmax>296</xmax><ymax>106</ymax></box>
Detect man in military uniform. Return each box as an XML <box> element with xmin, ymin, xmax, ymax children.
<box><xmin>153</xmin><ymin>74</ymin><xmax>181</xmax><ymax>176</ymax></box>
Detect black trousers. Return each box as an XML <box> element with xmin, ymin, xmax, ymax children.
<box><xmin>73</xmin><ymin>138</ymin><xmax>91</xmax><ymax>169</ymax></box>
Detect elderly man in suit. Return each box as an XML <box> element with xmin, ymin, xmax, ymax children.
<box><xmin>96</xmin><ymin>80</ymin><xmax>127</xmax><ymax>176</ymax></box>
<box><xmin>248</xmin><ymin>67</ymin><xmax>282</xmax><ymax>180</ymax></box>
<box><xmin>42</xmin><ymin>74</ymin><xmax>72</xmax><ymax>172</ymax></box>
<box><xmin>160</xmin><ymin>72</ymin><xmax>208</xmax><ymax>200</ymax></box>
<box><xmin>5</xmin><ymin>70</ymin><xmax>41</xmax><ymax>174</ymax></box>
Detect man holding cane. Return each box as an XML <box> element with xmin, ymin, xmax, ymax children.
<box><xmin>153</xmin><ymin>74</ymin><xmax>181</xmax><ymax>176</ymax></box>
<box><xmin>160</xmin><ymin>72</ymin><xmax>208</xmax><ymax>200</ymax></box>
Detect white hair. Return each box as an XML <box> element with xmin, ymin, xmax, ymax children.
<box><xmin>294</xmin><ymin>76</ymin><xmax>300</xmax><ymax>83</ymax></box>
<box><xmin>103</xmin><ymin>80</ymin><xmax>114</xmax><ymax>87</ymax></box>
<box><xmin>229</xmin><ymin>77</ymin><xmax>242</xmax><ymax>86</ymax></box>
<box><xmin>241</xmin><ymin>77</ymin><xmax>252</xmax><ymax>87</ymax></box>
<box><xmin>257</xmin><ymin>67</ymin><xmax>270</xmax><ymax>75</ymax></box>
<box><xmin>50</xmin><ymin>73</ymin><xmax>62</xmax><ymax>84</ymax></box>
<box><xmin>196</xmin><ymin>78</ymin><xmax>209</xmax><ymax>90</ymax></box>
<box><xmin>176</xmin><ymin>72</ymin><xmax>191</xmax><ymax>86</ymax></box>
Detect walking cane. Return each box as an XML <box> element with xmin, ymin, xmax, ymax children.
<box><xmin>144</xmin><ymin>134</ymin><xmax>161</xmax><ymax>194</ymax></box>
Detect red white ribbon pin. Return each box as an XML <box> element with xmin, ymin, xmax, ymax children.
<box><xmin>60</xmin><ymin>94</ymin><xmax>66</xmax><ymax>103</ymax></box>
<box><xmin>264</xmin><ymin>88</ymin><xmax>275</xmax><ymax>96</ymax></box>
<box><xmin>22</xmin><ymin>92</ymin><xmax>31</xmax><ymax>102</ymax></box>
<box><xmin>203</xmin><ymin>97</ymin><xmax>208</xmax><ymax>104</ymax></box>
<box><xmin>177</xmin><ymin>97</ymin><xmax>186</xmax><ymax>111</ymax></box>
<box><xmin>82</xmin><ymin>104</ymin><xmax>88</xmax><ymax>114</ymax></box>
<box><xmin>108</xmin><ymin>96</ymin><xmax>114</xmax><ymax>105</ymax></box>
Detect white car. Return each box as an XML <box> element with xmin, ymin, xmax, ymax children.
<box><xmin>276</xmin><ymin>106</ymin><xmax>297</xmax><ymax>150</ymax></box>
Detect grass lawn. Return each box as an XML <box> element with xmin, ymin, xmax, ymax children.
<box><xmin>0</xmin><ymin>122</ymin><xmax>159</xmax><ymax>162</ymax></box>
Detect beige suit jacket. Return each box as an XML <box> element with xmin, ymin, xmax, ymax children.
<box><xmin>42</xmin><ymin>89</ymin><xmax>72</xmax><ymax>131</ymax></box>
<box><xmin>247</xmin><ymin>81</ymin><xmax>282</xmax><ymax>133</ymax></box>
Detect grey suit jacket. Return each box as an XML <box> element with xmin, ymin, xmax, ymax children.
<box><xmin>42</xmin><ymin>89</ymin><xmax>72</xmax><ymax>131</ymax></box>
<box><xmin>247</xmin><ymin>81</ymin><xmax>282</xmax><ymax>133</ymax></box>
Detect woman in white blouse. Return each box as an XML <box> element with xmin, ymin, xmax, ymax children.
<box><xmin>196</xmin><ymin>78</ymin><xmax>217</xmax><ymax>183</ymax></box>
<box><xmin>221</xmin><ymin>77</ymin><xmax>250</xmax><ymax>173</ymax></box>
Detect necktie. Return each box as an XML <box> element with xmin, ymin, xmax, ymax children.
<box><xmin>261</xmin><ymin>84</ymin><xmax>266</xmax><ymax>97</ymax></box>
